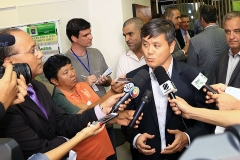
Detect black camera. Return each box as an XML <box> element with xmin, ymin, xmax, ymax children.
<box><xmin>0</xmin><ymin>63</ymin><xmax>32</xmax><ymax>84</ymax></box>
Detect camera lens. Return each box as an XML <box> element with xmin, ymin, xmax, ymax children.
<box><xmin>0</xmin><ymin>63</ymin><xmax>32</xmax><ymax>84</ymax></box>
<box><xmin>13</xmin><ymin>63</ymin><xmax>32</xmax><ymax>84</ymax></box>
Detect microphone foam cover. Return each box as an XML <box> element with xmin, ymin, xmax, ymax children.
<box><xmin>183</xmin><ymin>66</ymin><xmax>200</xmax><ymax>82</ymax></box>
<box><xmin>153</xmin><ymin>66</ymin><xmax>170</xmax><ymax>85</ymax></box>
<box><xmin>130</xmin><ymin>69</ymin><xmax>150</xmax><ymax>89</ymax></box>
<box><xmin>141</xmin><ymin>90</ymin><xmax>153</xmax><ymax>103</ymax></box>
<box><xmin>0</xmin><ymin>34</ymin><xmax>15</xmax><ymax>47</ymax></box>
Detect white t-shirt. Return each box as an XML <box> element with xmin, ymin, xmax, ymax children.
<box><xmin>116</xmin><ymin>50</ymin><xmax>146</xmax><ymax>78</ymax></box>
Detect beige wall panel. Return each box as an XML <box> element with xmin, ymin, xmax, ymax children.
<box><xmin>17</xmin><ymin>0</ymin><xmax>89</xmax><ymax>54</ymax></box>
<box><xmin>0</xmin><ymin>7</ymin><xmax>19</xmax><ymax>27</ymax></box>
<box><xmin>89</xmin><ymin>0</ymin><xmax>125</xmax><ymax>77</ymax></box>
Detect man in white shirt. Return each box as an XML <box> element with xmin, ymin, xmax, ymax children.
<box><xmin>116</xmin><ymin>17</ymin><xmax>146</xmax><ymax>78</ymax></box>
<box><xmin>175</xmin><ymin>14</ymin><xmax>194</xmax><ymax>49</ymax></box>
<box><xmin>121</xmin><ymin>18</ymin><xmax>214</xmax><ymax>160</ymax></box>
<box><xmin>211</xmin><ymin>11</ymin><xmax>240</xmax><ymax>134</ymax></box>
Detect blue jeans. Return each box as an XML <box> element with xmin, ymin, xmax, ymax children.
<box><xmin>27</xmin><ymin>153</ymin><xmax>49</xmax><ymax>160</ymax></box>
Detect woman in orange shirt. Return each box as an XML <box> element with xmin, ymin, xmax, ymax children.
<box><xmin>43</xmin><ymin>55</ymin><xmax>124</xmax><ymax>160</ymax></box>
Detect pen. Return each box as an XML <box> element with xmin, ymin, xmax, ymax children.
<box><xmin>81</xmin><ymin>75</ymin><xmax>87</xmax><ymax>78</ymax></box>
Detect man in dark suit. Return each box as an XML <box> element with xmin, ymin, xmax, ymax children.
<box><xmin>211</xmin><ymin>11</ymin><xmax>240</xmax><ymax>134</ymax></box>
<box><xmin>164</xmin><ymin>7</ymin><xmax>189</xmax><ymax>62</ymax></box>
<box><xmin>176</xmin><ymin>14</ymin><xmax>194</xmax><ymax>49</ymax></box>
<box><xmin>0</xmin><ymin>28</ymin><xmax>140</xmax><ymax>159</ymax></box>
<box><xmin>121</xmin><ymin>18</ymin><xmax>215</xmax><ymax>160</ymax></box>
<box><xmin>187</xmin><ymin>5</ymin><xmax>228</xmax><ymax>83</ymax></box>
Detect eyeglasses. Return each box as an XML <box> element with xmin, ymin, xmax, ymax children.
<box><xmin>9</xmin><ymin>44</ymin><xmax>41</xmax><ymax>57</ymax></box>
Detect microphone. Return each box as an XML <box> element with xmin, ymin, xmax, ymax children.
<box><xmin>110</xmin><ymin>69</ymin><xmax>150</xmax><ymax>113</ymax></box>
<box><xmin>153</xmin><ymin>66</ymin><xmax>177</xmax><ymax>99</ymax></box>
<box><xmin>127</xmin><ymin>90</ymin><xmax>152</xmax><ymax>133</ymax></box>
<box><xmin>183</xmin><ymin>66</ymin><xmax>217</xmax><ymax>94</ymax></box>
<box><xmin>0</xmin><ymin>34</ymin><xmax>15</xmax><ymax>47</ymax></box>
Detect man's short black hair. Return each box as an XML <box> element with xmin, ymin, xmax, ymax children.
<box><xmin>141</xmin><ymin>18</ymin><xmax>175</xmax><ymax>45</ymax></box>
<box><xmin>66</xmin><ymin>18</ymin><xmax>91</xmax><ymax>42</ymax></box>
<box><xmin>200</xmin><ymin>5</ymin><xmax>217</xmax><ymax>23</ymax></box>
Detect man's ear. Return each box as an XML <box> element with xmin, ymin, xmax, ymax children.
<box><xmin>50</xmin><ymin>78</ymin><xmax>59</xmax><ymax>86</ymax></box>
<box><xmin>170</xmin><ymin>40</ymin><xmax>176</xmax><ymax>54</ymax></box>
<box><xmin>71</xmin><ymin>35</ymin><xmax>78</xmax><ymax>43</ymax></box>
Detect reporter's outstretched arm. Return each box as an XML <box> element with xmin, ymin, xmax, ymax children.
<box><xmin>43</xmin><ymin>123</ymin><xmax>104</xmax><ymax>160</ymax></box>
<box><xmin>107</xmin><ymin>110</ymin><xmax>143</xmax><ymax>128</ymax></box>
<box><xmin>88</xmin><ymin>79</ymin><xmax>124</xmax><ymax>109</ymax></box>
<box><xmin>99</xmin><ymin>92</ymin><xmax>126</xmax><ymax>114</ymax></box>
<box><xmin>205</xmin><ymin>88</ymin><xmax>240</xmax><ymax>110</ymax></box>
<box><xmin>169</xmin><ymin>96</ymin><xmax>240</xmax><ymax>127</ymax></box>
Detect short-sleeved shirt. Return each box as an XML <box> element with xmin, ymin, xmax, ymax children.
<box><xmin>60</xmin><ymin>82</ymin><xmax>100</xmax><ymax>106</ymax></box>
<box><xmin>53</xmin><ymin>82</ymin><xmax>114</xmax><ymax>160</ymax></box>
<box><xmin>65</xmin><ymin>48</ymin><xmax>109</xmax><ymax>97</ymax></box>
<box><xmin>116</xmin><ymin>50</ymin><xmax>146</xmax><ymax>78</ymax></box>
<box><xmin>53</xmin><ymin>82</ymin><xmax>100</xmax><ymax>114</ymax></box>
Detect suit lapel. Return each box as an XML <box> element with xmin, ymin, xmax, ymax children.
<box><xmin>228</xmin><ymin>60</ymin><xmax>240</xmax><ymax>85</ymax></box>
<box><xmin>166</xmin><ymin>60</ymin><xmax>183</xmax><ymax>124</ymax></box>
<box><xmin>147</xmin><ymin>78</ymin><xmax>160</xmax><ymax>126</ymax></box>
<box><xmin>188</xmin><ymin>30</ymin><xmax>194</xmax><ymax>37</ymax></box>
<box><xmin>219</xmin><ymin>53</ymin><xmax>229</xmax><ymax>84</ymax></box>
<box><xmin>25</xmin><ymin>80</ymin><xmax>49</xmax><ymax>120</ymax></box>
<box><xmin>139</xmin><ymin>65</ymin><xmax>159</xmax><ymax>126</ymax></box>
<box><xmin>22</xmin><ymin>96</ymin><xmax>48</xmax><ymax>120</ymax></box>
<box><xmin>175</xmin><ymin>38</ymin><xmax>181</xmax><ymax>50</ymax></box>
<box><xmin>176</xmin><ymin>29</ymin><xmax>185</xmax><ymax>49</ymax></box>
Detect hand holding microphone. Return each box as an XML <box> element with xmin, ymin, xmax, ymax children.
<box><xmin>154</xmin><ymin>66</ymin><xmax>188</xmax><ymax>129</ymax></box>
<box><xmin>110</xmin><ymin>69</ymin><xmax>150</xmax><ymax>113</ymax></box>
<box><xmin>127</xmin><ymin>90</ymin><xmax>152</xmax><ymax>133</ymax></box>
<box><xmin>168</xmin><ymin>96</ymin><xmax>193</xmax><ymax>119</ymax></box>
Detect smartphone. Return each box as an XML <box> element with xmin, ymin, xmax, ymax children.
<box><xmin>90</xmin><ymin>112</ymin><xmax>119</xmax><ymax>126</ymax></box>
<box><xmin>116</xmin><ymin>78</ymin><xmax>132</xmax><ymax>84</ymax></box>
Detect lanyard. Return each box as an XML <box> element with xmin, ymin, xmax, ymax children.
<box><xmin>71</xmin><ymin>48</ymin><xmax>91</xmax><ymax>75</ymax></box>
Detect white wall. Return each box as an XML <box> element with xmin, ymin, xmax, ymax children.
<box><xmin>89</xmin><ymin>0</ymin><xmax>125</xmax><ymax>77</ymax></box>
<box><xmin>0</xmin><ymin>0</ymin><xmax>151</xmax><ymax>78</ymax></box>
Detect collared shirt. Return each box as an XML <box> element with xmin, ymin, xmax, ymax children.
<box><xmin>204</xmin><ymin>24</ymin><xmax>217</xmax><ymax>29</ymax></box>
<box><xmin>180</xmin><ymin>28</ymin><xmax>190</xmax><ymax>44</ymax></box>
<box><xmin>216</xmin><ymin>49</ymin><xmax>240</xmax><ymax>134</ymax></box>
<box><xmin>132</xmin><ymin>57</ymin><xmax>190</xmax><ymax>150</ymax></box>
<box><xmin>60</xmin><ymin>82</ymin><xmax>99</xmax><ymax>107</ymax></box>
<box><xmin>116</xmin><ymin>50</ymin><xmax>146</xmax><ymax>78</ymax></box>
<box><xmin>59</xmin><ymin>82</ymin><xmax>106</xmax><ymax>119</ymax></box>
<box><xmin>150</xmin><ymin>58</ymin><xmax>173</xmax><ymax>150</ymax></box>
<box><xmin>225</xmin><ymin>49</ymin><xmax>240</xmax><ymax>85</ymax></box>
